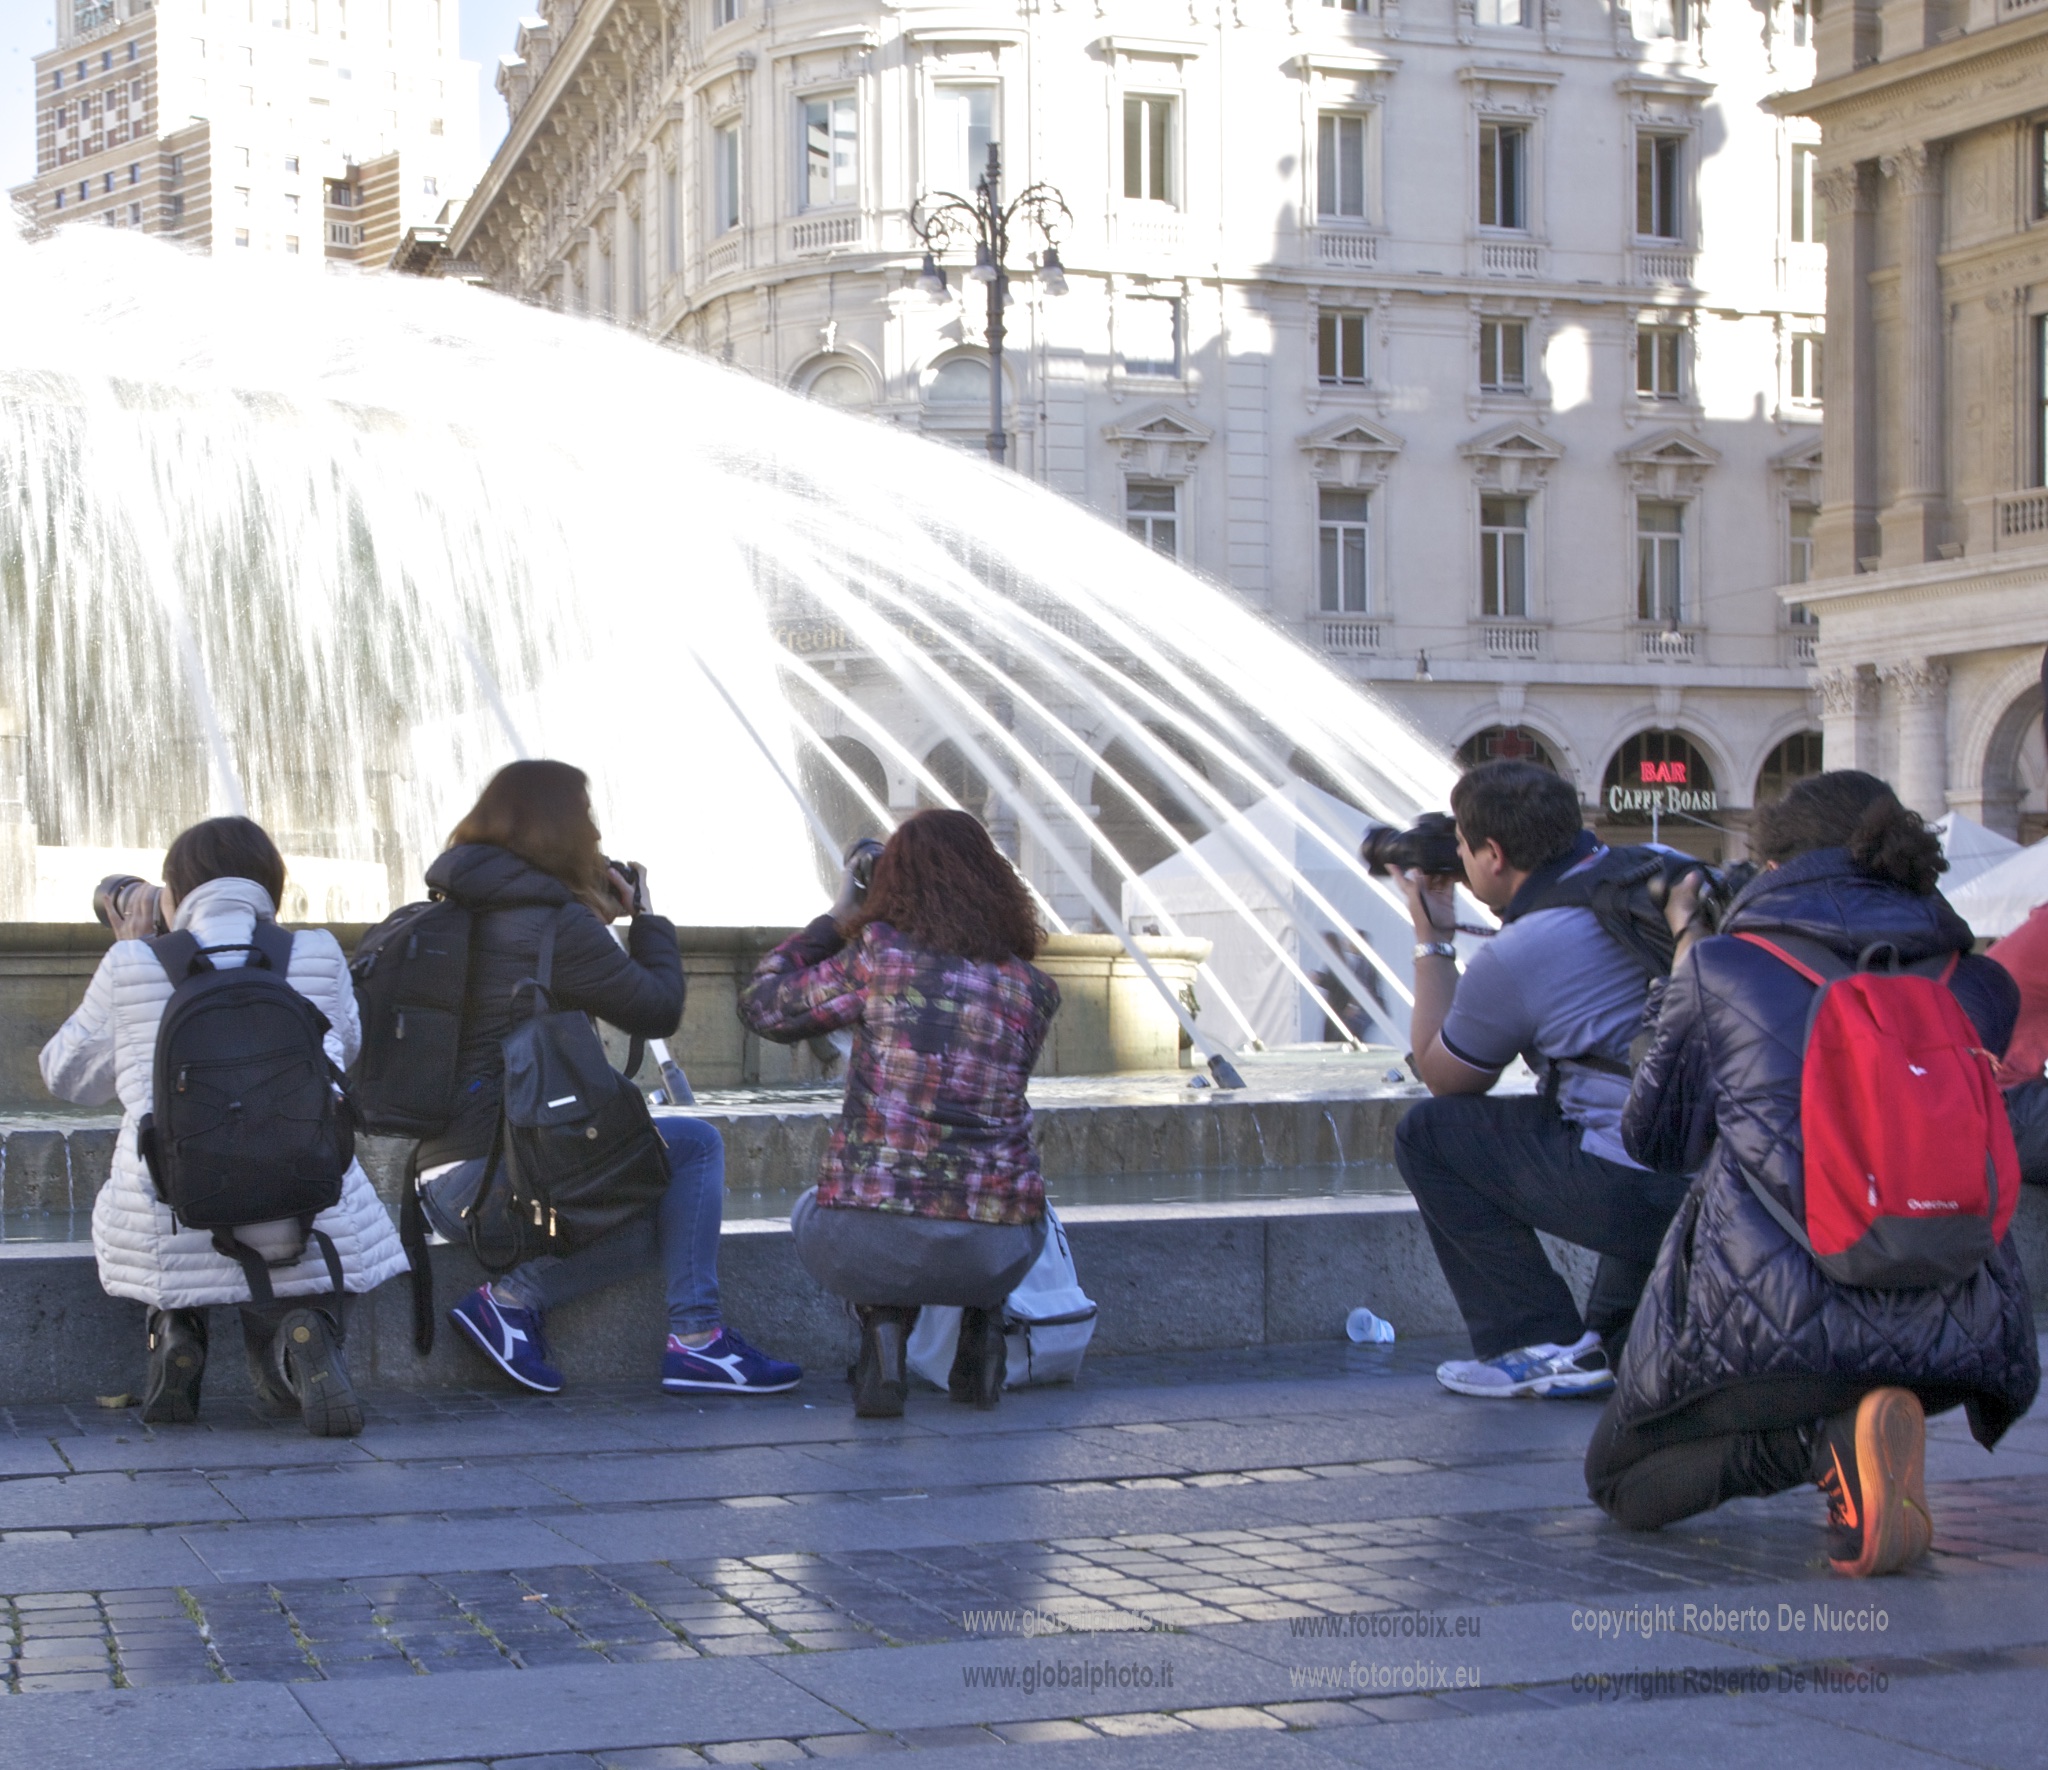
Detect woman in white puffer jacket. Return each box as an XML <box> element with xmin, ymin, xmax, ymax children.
<box><xmin>41</xmin><ymin>817</ymin><xmax>407</xmax><ymax>1435</ymax></box>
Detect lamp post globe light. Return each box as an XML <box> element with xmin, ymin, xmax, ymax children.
<box><xmin>912</xmin><ymin>144</ymin><xmax>1070</xmax><ymax>468</ymax></box>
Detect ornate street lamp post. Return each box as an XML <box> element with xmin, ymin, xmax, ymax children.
<box><xmin>913</xmin><ymin>144</ymin><xmax>1070</xmax><ymax>467</ymax></box>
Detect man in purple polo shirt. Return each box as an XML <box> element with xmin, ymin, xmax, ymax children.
<box><xmin>1393</xmin><ymin>761</ymin><xmax>1694</xmax><ymax>1399</ymax></box>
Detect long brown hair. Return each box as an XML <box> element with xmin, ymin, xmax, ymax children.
<box><xmin>447</xmin><ymin>759</ymin><xmax>614</xmax><ymax>915</ymax></box>
<box><xmin>846</xmin><ymin>809</ymin><xmax>1044</xmax><ymax>962</ymax></box>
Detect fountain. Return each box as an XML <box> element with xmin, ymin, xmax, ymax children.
<box><xmin>0</xmin><ymin>220</ymin><xmax>1455</xmax><ymax>1052</ymax></box>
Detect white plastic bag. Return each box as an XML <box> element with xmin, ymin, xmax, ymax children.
<box><xmin>905</xmin><ymin>1207</ymin><xmax>1098</xmax><ymax>1389</ymax></box>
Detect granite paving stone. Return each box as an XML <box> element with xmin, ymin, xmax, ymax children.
<box><xmin>0</xmin><ymin>1338</ymin><xmax>2040</xmax><ymax>1766</ymax></box>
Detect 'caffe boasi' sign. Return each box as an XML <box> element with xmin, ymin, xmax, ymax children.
<box><xmin>1607</xmin><ymin>758</ymin><xmax>1718</xmax><ymax>816</ymax></box>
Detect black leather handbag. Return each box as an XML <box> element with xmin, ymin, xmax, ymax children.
<box><xmin>458</xmin><ymin>909</ymin><xmax>671</xmax><ymax>1274</ymax></box>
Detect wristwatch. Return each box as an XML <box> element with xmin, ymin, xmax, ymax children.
<box><xmin>1413</xmin><ymin>940</ymin><xmax>1458</xmax><ymax>962</ymax></box>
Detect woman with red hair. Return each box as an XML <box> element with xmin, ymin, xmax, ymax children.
<box><xmin>740</xmin><ymin>810</ymin><xmax>1059</xmax><ymax>1417</ymax></box>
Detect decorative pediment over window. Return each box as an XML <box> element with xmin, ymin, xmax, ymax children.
<box><xmin>1618</xmin><ymin>428</ymin><xmax>1720</xmax><ymax>498</ymax></box>
<box><xmin>1103</xmin><ymin>406</ymin><xmax>1213</xmax><ymax>479</ymax></box>
<box><xmin>1297</xmin><ymin>414</ymin><xmax>1405</xmax><ymax>488</ymax></box>
<box><xmin>1770</xmin><ymin>433</ymin><xmax>1823</xmax><ymax>506</ymax></box>
<box><xmin>1459</xmin><ymin>420</ymin><xmax>1564</xmax><ymax>495</ymax></box>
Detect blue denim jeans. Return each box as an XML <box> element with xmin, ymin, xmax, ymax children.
<box><xmin>425</xmin><ymin>1116</ymin><xmax>725</xmax><ymax>1336</ymax></box>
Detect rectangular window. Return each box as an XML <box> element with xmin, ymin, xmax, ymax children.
<box><xmin>1636</xmin><ymin>135</ymin><xmax>1682</xmax><ymax>239</ymax></box>
<box><xmin>1633</xmin><ymin>0</ymin><xmax>1688</xmax><ymax>38</ymax></box>
<box><xmin>628</xmin><ymin>211</ymin><xmax>645</xmax><ymax>318</ymax></box>
<box><xmin>1480</xmin><ymin>495</ymin><xmax>1529</xmax><ymax>618</ymax></box>
<box><xmin>2033</xmin><ymin>123</ymin><xmax>2047</xmax><ymax>222</ymax></box>
<box><xmin>1636</xmin><ymin>500</ymin><xmax>1685</xmax><ymax>622</ymax></box>
<box><xmin>1123</xmin><ymin>94</ymin><xmax>1174</xmax><ymax>205</ymax></box>
<box><xmin>235</xmin><ymin>184</ymin><xmax>250</xmax><ymax>207</ymax></box>
<box><xmin>1790</xmin><ymin>143</ymin><xmax>1824</xmax><ymax>243</ymax></box>
<box><xmin>1478</xmin><ymin>123</ymin><xmax>1525</xmax><ymax>230</ymax></box>
<box><xmin>1318</xmin><ymin>310</ymin><xmax>1368</xmax><ymax>386</ymax></box>
<box><xmin>1317</xmin><ymin>113</ymin><xmax>1367</xmax><ymax>220</ymax></box>
<box><xmin>128</xmin><ymin>161</ymin><xmax>139</xmax><ymax>184</ymax></box>
<box><xmin>283</xmin><ymin>154</ymin><xmax>300</xmax><ymax>173</ymax></box>
<box><xmin>802</xmin><ymin>92</ymin><xmax>857</xmax><ymax>210</ymax></box>
<box><xmin>168</xmin><ymin>193</ymin><xmax>184</xmax><ymax>221</ymax></box>
<box><xmin>663</xmin><ymin>164</ymin><xmax>680</xmax><ymax>274</ymax></box>
<box><xmin>1120</xmin><ymin>296</ymin><xmax>1181</xmax><ymax>378</ymax></box>
<box><xmin>1126</xmin><ymin>481</ymin><xmax>1179</xmax><ymax>558</ymax></box>
<box><xmin>285</xmin><ymin>232</ymin><xmax>299</xmax><ymax>253</ymax></box>
<box><xmin>713</xmin><ymin>0</ymin><xmax>740</xmax><ymax>25</ymax></box>
<box><xmin>1787</xmin><ymin>504</ymin><xmax>1817</xmax><ymax>589</ymax></box>
<box><xmin>1790</xmin><ymin>0</ymin><xmax>1812</xmax><ymax>45</ymax></box>
<box><xmin>1475</xmin><ymin>0</ymin><xmax>1528</xmax><ymax>21</ymax></box>
<box><xmin>712</xmin><ymin>123</ymin><xmax>741</xmax><ymax>234</ymax></box>
<box><xmin>1790</xmin><ymin>332</ymin><xmax>1823</xmax><ymax>403</ymax></box>
<box><xmin>234</xmin><ymin>226</ymin><xmax>250</xmax><ymax>246</ymax></box>
<box><xmin>285</xmin><ymin>192</ymin><xmax>298</xmax><ymax>211</ymax></box>
<box><xmin>1322</xmin><ymin>0</ymin><xmax>1369</xmax><ymax>11</ymax></box>
<box><xmin>930</xmin><ymin>84</ymin><xmax>995</xmax><ymax>195</ymax></box>
<box><xmin>1318</xmin><ymin>488</ymin><xmax>1370</xmax><ymax>613</ymax></box>
<box><xmin>1479</xmin><ymin>319</ymin><xmax>1527</xmax><ymax>391</ymax></box>
<box><xmin>1637</xmin><ymin>326</ymin><xmax>1683</xmax><ymax>399</ymax></box>
<box><xmin>2035</xmin><ymin>315</ymin><xmax>2048</xmax><ymax>487</ymax></box>
<box><xmin>129</xmin><ymin>200</ymin><xmax>141</xmax><ymax>225</ymax></box>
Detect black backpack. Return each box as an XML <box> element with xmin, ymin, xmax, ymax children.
<box><xmin>349</xmin><ymin>897</ymin><xmax>475</xmax><ymax>1138</ymax></box>
<box><xmin>136</xmin><ymin>923</ymin><xmax>355</xmax><ymax>1304</ymax></box>
<box><xmin>451</xmin><ymin>909</ymin><xmax>671</xmax><ymax>1275</ymax></box>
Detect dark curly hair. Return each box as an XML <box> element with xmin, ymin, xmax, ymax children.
<box><xmin>845</xmin><ymin>809</ymin><xmax>1044</xmax><ymax>962</ymax></box>
<box><xmin>1751</xmin><ymin>770</ymin><xmax>1947</xmax><ymax>896</ymax></box>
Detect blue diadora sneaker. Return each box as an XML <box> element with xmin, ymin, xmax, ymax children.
<box><xmin>1435</xmin><ymin>1331</ymin><xmax>1613</xmax><ymax>1399</ymax></box>
<box><xmin>662</xmin><ymin>1329</ymin><xmax>802</xmax><ymax>1395</ymax></box>
<box><xmin>449</xmin><ymin>1285</ymin><xmax>564</xmax><ymax>1395</ymax></box>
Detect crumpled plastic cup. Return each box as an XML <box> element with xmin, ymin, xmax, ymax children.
<box><xmin>1346</xmin><ymin>1307</ymin><xmax>1396</xmax><ymax>1344</ymax></box>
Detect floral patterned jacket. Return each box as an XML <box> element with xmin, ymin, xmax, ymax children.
<box><xmin>738</xmin><ymin>916</ymin><xmax>1060</xmax><ymax>1224</ymax></box>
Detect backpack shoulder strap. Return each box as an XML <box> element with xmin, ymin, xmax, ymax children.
<box><xmin>147</xmin><ymin>930</ymin><xmax>206</xmax><ymax>985</ymax></box>
<box><xmin>1733</xmin><ymin>931</ymin><xmax>1851</xmax><ymax>987</ymax></box>
<box><xmin>536</xmin><ymin>907</ymin><xmax>561</xmax><ymax>993</ymax></box>
<box><xmin>249</xmin><ymin>920</ymin><xmax>294</xmax><ymax>974</ymax></box>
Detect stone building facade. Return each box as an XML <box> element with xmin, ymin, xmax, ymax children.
<box><xmin>9</xmin><ymin>0</ymin><xmax>480</xmax><ymax>270</ymax></box>
<box><xmin>1775</xmin><ymin>0</ymin><xmax>2047</xmax><ymax>837</ymax></box>
<box><xmin>453</xmin><ymin>0</ymin><xmax>1832</xmax><ymax>865</ymax></box>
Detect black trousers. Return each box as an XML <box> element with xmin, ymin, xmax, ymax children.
<box><xmin>2008</xmin><ymin>1081</ymin><xmax>2048</xmax><ymax>1189</ymax></box>
<box><xmin>1584</xmin><ymin>1393</ymin><xmax>1820</xmax><ymax>1531</ymax></box>
<box><xmin>1393</xmin><ymin>1093</ymin><xmax>1694</xmax><ymax>1360</ymax></box>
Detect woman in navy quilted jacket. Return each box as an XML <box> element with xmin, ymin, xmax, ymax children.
<box><xmin>739</xmin><ymin>809</ymin><xmax>1059</xmax><ymax>1419</ymax></box>
<box><xmin>1587</xmin><ymin>771</ymin><xmax>2037</xmax><ymax>1576</ymax></box>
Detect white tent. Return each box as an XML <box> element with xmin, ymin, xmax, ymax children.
<box><xmin>1948</xmin><ymin>839</ymin><xmax>2048</xmax><ymax>940</ymax></box>
<box><xmin>1120</xmin><ymin>778</ymin><xmax>1478</xmax><ymax>1050</ymax></box>
<box><xmin>1933</xmin><ymin>812</ymin><xmax>2021</xmax><ymax>894</ymax></box>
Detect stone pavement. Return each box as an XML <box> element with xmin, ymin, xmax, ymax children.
<box><xmin>2</xmin><ymin>1336</ymin><xmax>2044</xmax><ymax>1770</ymax></box>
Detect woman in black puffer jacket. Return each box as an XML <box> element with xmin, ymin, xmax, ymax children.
<box><xmin>1587</xmin><ymin>771</ymin><xmax>2037</xmax><ymax>1577</ymax></box>
<box><xmin>416</xmin><ymin>760</ymin><xmax>800</xmax><ymax>1399</ymax></box>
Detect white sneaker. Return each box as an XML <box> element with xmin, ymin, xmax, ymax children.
<box><xmin>1435</xmin><ymin>1331</ymin><xmax>1614</xmax><ymax>1399</ymax></box>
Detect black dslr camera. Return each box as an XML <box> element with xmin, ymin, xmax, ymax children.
<box><xmin>845</xmin><ymin>837</ymin><xmax>886</xmax><ymax>903</ymax></box>
<box><xmin>1359</xmin><ymin>812</ymin><xmax>1463</xmax><ymax>879</ymax></box>
<box><xmin>602</xmin><ymin>857</ymin><xmax>651</xmax><ymax>917</ymax></box>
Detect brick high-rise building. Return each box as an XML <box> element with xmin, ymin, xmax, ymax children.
<box><xmin>9</xmin><ymin>0</ymin><xmax>483</xmax><ymax>268</ymax></box>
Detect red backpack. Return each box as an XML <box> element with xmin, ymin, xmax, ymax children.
<box><xmin>1736</xmin><ymin>933</ymin><xmax>2018</xmax><ymax>1289</ymax></box>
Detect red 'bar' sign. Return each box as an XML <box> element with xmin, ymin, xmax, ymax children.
<box><xmin>1639</xmin><ymin>760</ymin><xmax>1689</xmax><ymax>785</ymax></box>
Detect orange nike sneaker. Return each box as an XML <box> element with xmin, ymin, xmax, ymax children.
<box><xmin>1814</xmin><ymin>1387</ymin><xmax>1932</xmax><ymax>1578</ymax></box>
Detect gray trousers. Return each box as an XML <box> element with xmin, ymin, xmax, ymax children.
<box><xmin>790</xmin><ymin>1189</ymin><xmax>1046</xmax><ymax>1309</ymax></box>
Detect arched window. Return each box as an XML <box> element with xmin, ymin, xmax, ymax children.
<box><xmin>1455</xmin><ymin>726</ymin><xmax>1558</xmax><ymax>773</ymax></box>
<box><xmin>927</xmin><ymin>358</ymin><xmax>989</xmax><ymax>403</ymax></box>
<box><xmin>799</xmin><ymin>733</ymin><xmax>890</xmax><ymax>853</ymax></box>
<box><xmin>1600</xmin><ymin>731</ymin><xmax>1717</xmax><ymax>823</ymax></box>
<box><xmin>1090</xmin><ymin>729</ymin><xmax>1211</xmax><ymax>906</ymax></box>
<box><xmin>1754</xmin><ymin>731</ymin><xmax>1823</xmax><ymax>806</ymax></box>
<box><xmin>919</xmin><ymin>739</ymin><xmax>996</xmax><ymax>819</ymax></box>
<box><xmin>805</xmin><ymin>363</ymin><xmax>874</xmax><ymax>410</ymax></box>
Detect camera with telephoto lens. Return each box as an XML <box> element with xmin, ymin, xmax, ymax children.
<box><xmin>93</xmin><ymin>874</ymin><xmax>167</xmax><ymax>939</ymax></box>
<box><xmin>845</xmin><ymin>837</ymin><xmax>887</xmax><ymax>902</ymax></box>
<box><xmin>1359</xmin><ymin>812</ymin><xmax>1463</xmax><ymax>879</ymax></box>
<box><xmin>602</xmin><ymin>857</ymin><xmax>651</xmax><ymax>917</ymax></box>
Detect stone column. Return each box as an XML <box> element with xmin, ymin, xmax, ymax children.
<box><xmin>1879</xmin><ymin>145</ymin><xmax>1946</xmax><ymax>565</ymax></box>
<box><xmin>0</xmin><ymin>704</ymin><xmax>34</xmax><ymax>922</ymax></box>
<box><xmin>1813</xmin><ymin>165</ymin><xmax>1877</xmax><ymax>580</ymax></box>
<box><xmin>1880</xmin><ymin>660</ymin><xmax>1949</xmax><ymax>818</ymax></box>
<box><xmin>1816</xmin><ymin>667</ymin><xmax>1878</xmax><ymax>775</ymax></box>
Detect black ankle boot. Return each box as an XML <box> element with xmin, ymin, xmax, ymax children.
<box><xmin>270</xmin><ymin>1307</ymin><xmax>363</xmax><ymax>1438</ymax></box>
<box><xmin>852</xmin><ymin>1306</ymin><xmax>911</xmax><ymax>1418</ymax></box>
<box><xmin>142</xmin><ymin>1308</ymin><xmax>208</xmax><ymax>1424</ymax></box>
<box><xmin>948</xmin><ymin>1307</ymin><xmax>1007</xmax><ymax>1410</ymax></box>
